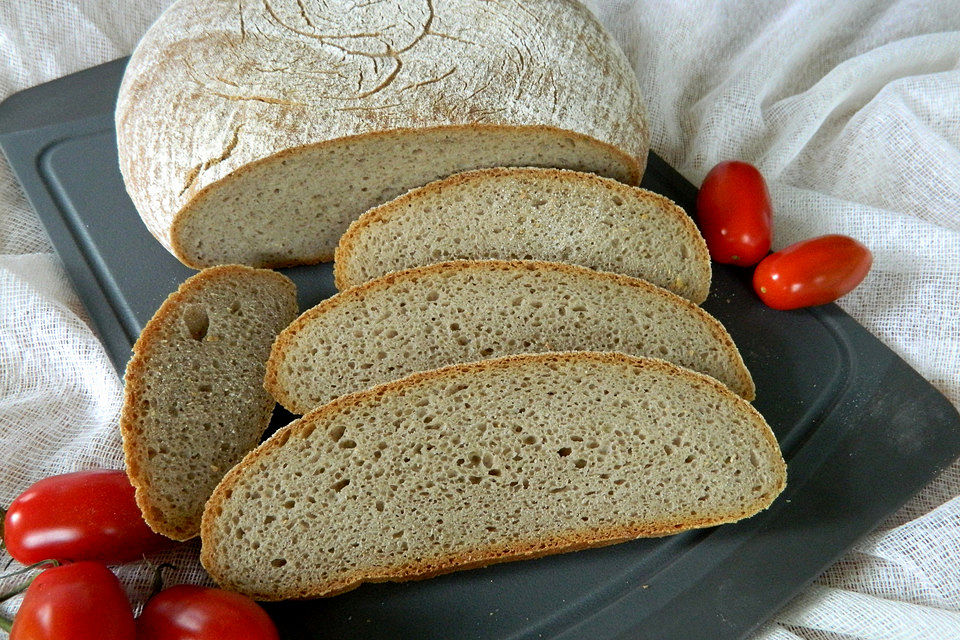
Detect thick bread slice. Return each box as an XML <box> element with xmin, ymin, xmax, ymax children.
<box><xmin>116</xmin><ymin>0</ymin><xmax>648</xmax><ymax>269</ymax></box>
<box><xmin>201</xmin><ymin>352</ymin><xmax>786</xmax><ymax>600</ymax></box>
<box><xmin>335</xmin><ymin>168</ymin><xmax>710</xmax><ymax>302</ymax></box>
<box><xmin>266</xmin><ymin>260</ymin><xmax>753</xmax><ymax>414</ymax></box>
<box><xmin>121</xmin><ymin>265</ymin><xmax>298</xmax><ymax>540</ymax></box>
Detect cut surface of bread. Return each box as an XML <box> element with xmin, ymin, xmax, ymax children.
<box><xmin>267</xmin><ymin>260</ymin><xmax>753</xmax><ymax>415</ymax></box>
<box><xmin>116</xmin><ymin>0</ymin><xmax>649</xmax><ymax>268</ymax></box>
<box><xmin>201</xmin><ymin>352</ymin><xmax>786</xmax><ymax>600</ymax></box>
<box><xmin>121</xmin><ymin>265</ymin><xmax>298</xmax><ymax>540</ymax></box>
<box><xmin>170</xmin><ymin>128</ymin><xmax>639</xmax><ymax>268</ymax></box>
<box><xmin>335</xmin><ymin>168</ymin><xmax>710</xmax><ymax>302</ymax></box>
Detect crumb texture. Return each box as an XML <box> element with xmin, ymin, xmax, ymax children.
<box><xmin>335</xmin><ymin>168</ymin><xmax>710</xmax><ymax>302</ymax></box>
<box><xmin>121</xmin><ymin>266</ymin><xmax>298</xmax><ymax>539</ymax></box>
<box><xmin>173</xmin><ymin>131</ymin><xmax>637</xmax><ymax>268</ymax></box>
<box><xmin>202</xmin><ymin>352</ymin><xmax>786</xmax><ymax>600</ymax></box>
<box><xmin>116</xmin><ymin>0</ymin><xmax>649</xmax><ymax>267</ymax></box>
<box><xmin>268</xmin><ymin>260</ymin><xmax>752</xmax><ymax>414</ymax></box>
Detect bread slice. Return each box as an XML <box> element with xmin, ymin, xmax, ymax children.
<box><xmin>120</xmin><ymin>265</ymin><xmax>298</xmax><ymax>540</ymax></box>
<box><xmin>266</xmin><ymin>260</ymin><xmax>753</xmax><ymax>414</ymax></box>
<box><xmin>201</xmin><ymin>352</ymin><xmax>786</xmax><ymax>600</ymax></box>
<box><xmin>334</xmin><ymin>168</ymin><xmax>711</xmax><ymax>302</ymax></box>
<box><xmin>116</xmin><ymin>0</ymin><xmax>648</xmax><ymax>269</ymax></box>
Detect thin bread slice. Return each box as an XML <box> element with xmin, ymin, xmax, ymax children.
<box><xmin>121</xmin><ymin>265</ymin><xmax>298</xmax><ymax>540</ymax></box>
<box><xmin>266</xmin><ymin>260</ymin><xmax>753</xmax><ymax>414</ymax></box>
<box><xmin>201</xmin><ymin>352</ymin><xmax>786</xmax><ymax>600</ymax></box>
<box><xmin>334</xmin><ymin>168</ymin><xmax>711</xmax><ymax>302</ymax></box>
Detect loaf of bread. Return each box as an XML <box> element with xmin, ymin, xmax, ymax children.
<box><xmin>201</xmin><ymin>352</ymin><xmax>786</xmax><ymax>600</ymax></box>
<box><xmin>116</xmin><ymin>0</ymin><xmax>649</xmax><ymax>269</ymax></box>
<box><xmin>267</xmin><ymin>260</ymin><xmax>753</xmax><ymax>414</ymax></box>
<box><xmin>120</xmin><ymin>266</ymin><xmax>298</xmax><ymax>540</ymax></box>
<box><xmin>335</xmin><ymin>168</ymin><xmax>711</xmax><ymax>302</ymax></box>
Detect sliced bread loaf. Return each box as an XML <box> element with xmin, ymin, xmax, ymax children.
<box><xmin>116</xmin><ymin>0</ymin><xmax>648</xmax><ymax>269</ymax></box>
<box><xmin>266</xmin><ymin>260</ymin><xmax>753</xmax><ymax>414</ymax></box>
<box><xmin>120</xmin><ymin>265</ymin><xmax>298</xmax><ymax>540</ymax></box>
<box><xmin>201</xmin><ymin>352</ymin><xmax>786</xmax><ymax>600</ymax></box>
<box><xmin>334</xmin><ymin>168</ymin><xmax>711</xmax><ymax>302</ymax></box>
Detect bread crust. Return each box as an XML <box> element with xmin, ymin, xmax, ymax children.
<box><xmin>203</xmin><ymin>351</ymin><xmax>784</xmax><ymax>600</ymax></box>
<box><xmin>333</xmin><ymin>167</ymin><xmax>710</xmax><ymax>300</ymax></box>
<box><xmin>116</xmin><ymin>0</ymin><xmax>650</xmax><ymax>267</ymax></box>
<box><xmin>265</xmin><ymin>259</ymin><xmax>754</xmax><ymax>412</ymax></box>
<box><xmin>120</xmin><ymin>265</ymin><xmax>297</xmax><ymax>540</ymax></box>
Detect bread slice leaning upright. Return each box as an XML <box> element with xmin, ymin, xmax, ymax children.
<box><xmin>267</xmin><ymin>260</ymin><xmax>753</xmax><ymax>415</ymax></box>
<box><xmin>121</xmin><ymin>265</ymin><xmax>298</xmax><ymax>540</ymax></box>
<box><xmin>202</xmin><ymin>352</ymin><xmax>786</xmax><ymax>600</ymax></box>
<box><xmin>335</xmin><ymin>168</ymin><xmax>711</xmax><ymax>303</ymax></box>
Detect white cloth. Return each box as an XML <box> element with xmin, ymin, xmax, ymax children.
<box><xmin>1</xmin><ymin>0</ymin><xmax>958</xmax><ymax>637</ymax></box>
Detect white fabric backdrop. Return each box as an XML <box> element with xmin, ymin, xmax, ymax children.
<box><xmin>1</xmin><ymin>1</ymin><xmax>959</xmax><ymax>637</ymax></box>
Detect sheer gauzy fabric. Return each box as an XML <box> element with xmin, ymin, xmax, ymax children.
<box><xmin>1</xmin><ymin>1</ymin><xmax>959</xmax><ymax>637</ymax></box>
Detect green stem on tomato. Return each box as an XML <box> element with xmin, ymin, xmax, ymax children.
<box><xmin>0</xmin><ymin>559</ymin><xmax>56</xmax><ymax>604</ymax></box>
<box><xmin>0</xmin><ymin>612</ymin><xmax>12</xmax><ymax>632</ymax></box>
<box><xmin>0</xmin><ymin>559</ymin><xmax>58</xmax><ymax>581</ymax></box>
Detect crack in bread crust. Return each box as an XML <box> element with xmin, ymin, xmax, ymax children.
<box><xmin>117</xmin><ymin>0</ymin><xmax>649</xmax><ymax>267</ymax></box>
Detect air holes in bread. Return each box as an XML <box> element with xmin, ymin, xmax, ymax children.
<box><xmin>182</xmin><ymin>305</ymin><xmax>209</xmax><ymax>341</ymax></box>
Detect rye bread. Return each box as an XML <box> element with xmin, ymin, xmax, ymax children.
<box><xmin>334</xmin><ymin>168</ymin><xmax>710</xmax><ymax>302</ymax></box>
<box><xmin>267</xmin><ymin>260</ymin><xmax>753</xmax><ymax>414</ymax></box>
<box><xmin>116</xmin><ymin>0</ymin><xmax>648</xmax><ymax>268</ymax></box>
<box><xmin>120</xmin><ymin>265</ymin><xmax>298</xmax><ymax>540</ymax></box>
<box><xmin>201</xmin><ymin>351</ymin><xmax>785</xmax><ymax>600</ymax></box>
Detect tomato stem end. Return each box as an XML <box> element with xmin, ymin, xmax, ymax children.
<box><xmin>148</xmin><ymin>561</ymin><xmax>178</xmax><ymax>601</ymax></box>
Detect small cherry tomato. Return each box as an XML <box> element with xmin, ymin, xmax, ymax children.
<box><xmin>137</xmin><ymin>585</ymin><xmax>280</xmax><ymax>640</ymax></box>
<box><xmin>3</xmin><ymin>470</ymin><xmax>171</xmax><ymax>565</ymax></box>
<box><xmin>696</xmin><ymin>160</ymin><xmax>773</xmax><ymax>266</ymax></box>
<box><xmin>753</xmin><ymin>234</ymin><xmax>872</xmax><ymax>310</ymax></box>
<box><xmin>9</xmin><ymin>561</ymin><xmax>136</xmax><ymax>640</ymax></box>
